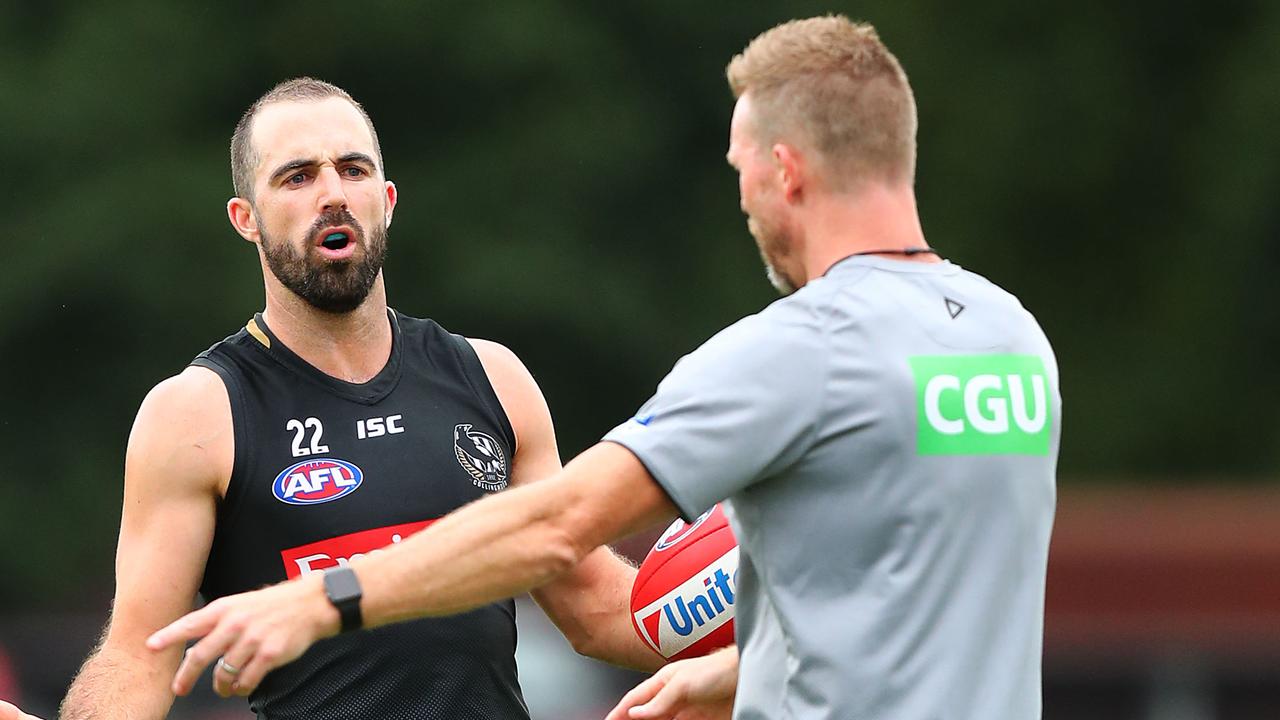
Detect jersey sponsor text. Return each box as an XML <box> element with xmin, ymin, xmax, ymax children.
<box><xmin>280</xmin><ymin>519</ymin><xmax>437</xmax><ymax>578</ymax></box>
<box><xmin>909</xmin><ymin>354</ymin><xmax>1052</xmax><ymax>455</ymax></box>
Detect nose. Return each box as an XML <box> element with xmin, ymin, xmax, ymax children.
<box><xmin>315</xmin><ymin>166</ymin><xmax>348</xmax><ymax>212</ymax></box>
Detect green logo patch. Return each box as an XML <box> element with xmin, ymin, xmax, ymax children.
<box><xmin>908</xmin><ymin>354</ymin><xmax>1052</xmax><ymax>456</ymax></box>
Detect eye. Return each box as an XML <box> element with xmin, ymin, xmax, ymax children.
<box><xmin>343</xmin><ymin>166</ymin><xmax>368</xmax><ymax>178</ymax></box>
<box><xmin>286</xmin><ymin>172</ymin><xmax>308</xmax><ymax>185</ymax></box>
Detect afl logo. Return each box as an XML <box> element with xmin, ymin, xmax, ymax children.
<box><xmin>453</xmin><ymin>423</ymin><xmax>508</xmax><ymax>491</ymax></box>
<box><xmin>654</xmin><ymin>507</ymin><xmax>716</xmax><ymax>552</ymax></box>
<box><xmin>272</xmin><ymin>459</ymin><xmax>364</xmax><ymax>506</ymax></box>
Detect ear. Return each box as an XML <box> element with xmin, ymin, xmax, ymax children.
<box><xmin>772</xmin><ymin>143</ymin><xmax>805</xmax><ymax>203</ymax></box>
<box><xmin>227</xmin><ymin>197</ymin><xmax>261</xmax><ymax>243</ymax></box>
<box><xmin>383</xmin><ymin>180</ymin><xmax>398</xmax><ymax>229</ymax></box>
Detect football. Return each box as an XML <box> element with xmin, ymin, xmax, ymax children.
<box><xmin>630</xmin><ymin>504</ymin><xmax>739</xmax><ymax>660</ymax></box>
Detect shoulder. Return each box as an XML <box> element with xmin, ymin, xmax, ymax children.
<box><xmin>138</xmin><ymin>365</ymin><xmax>229</xmax><ymax>423</ymax></box>
<box><xmin>677</xmin><ymin>296</ymin><xmax>829</xmax><ymax>376</ymax></box>
<box><xmin>465</xmin><ymin>337</ymin><xmax>524</xmax><ymax>372</ymax></box>
<box><xmin>464</xmin><ymin>338</ymin><xmax>546</xmax><ymax>412</ymax></box>
<box><xmin>128</xmin><ymin>366</ymin><xmax>233</xmax><ymax>492</ymax></box>
<box><xmin>464</xmin><ymin>338</ymin><xmax>552</xmax><ymax>447</ymax></box>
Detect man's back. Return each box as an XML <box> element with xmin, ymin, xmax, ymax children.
<box><xmin>609</xmin><ymin>255</ymin><xmax>1060</xmax><ymax>719</ymax></box>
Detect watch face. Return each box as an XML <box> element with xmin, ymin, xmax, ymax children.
<box><xmin>324</xmin><ymin>567</ymin><xmax>363</xmax><ymax>631</ymax></box>
<box><xmin>325</xmin><ymin>566</ymin><xmax>363</xmax><ymax>601</ymax></box>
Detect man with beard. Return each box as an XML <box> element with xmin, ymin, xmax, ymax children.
<box><xmin>48</xmin><ymin>78</ymin><xmax>659</xmax><ymax>720</ymax></box>
<box><xmin>151</xmin><ymin>17</ymin><xmax>1061</xmax><ymax>720</ymax></box>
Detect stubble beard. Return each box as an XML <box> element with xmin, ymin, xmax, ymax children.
<box><xmin>748</xmin><ymin>215</ymin><xmax>798</xmax><ymax>296</ymax></box>
<box><xmin>260</xmin><ymin>208</ymin><xmax>388</xmax><ymax>314</ymax></box>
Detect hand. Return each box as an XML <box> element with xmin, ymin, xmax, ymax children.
<box><xmin>605</xmin><ymin>646</ymin><xmax>738</xmax><ymax>720</ymax></box>
<box><xmin>145</xmin><ymin>573</ymin><xmax>339</xmax><ymax>697</ymax></box>
<box><xmin>0</xmin><ymin>700</ymin><xmax>44</xmax><ymax>720</ymax></box>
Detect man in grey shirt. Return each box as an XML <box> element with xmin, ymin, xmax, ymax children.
<box><xmin>147</xmin><ymin>15</ymin><xmax>1060</xmax><ymax>720</ymax></box>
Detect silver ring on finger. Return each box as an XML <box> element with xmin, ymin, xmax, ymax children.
<box><xmin>217</xmin><ymin>657</ymin><xmax>241</xmax><ymax>676</ymax></box>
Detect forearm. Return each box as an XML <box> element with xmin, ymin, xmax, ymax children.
<box><xmin>357</xmin><ymin>478</ymin><xmax>587</xmax><ymax>627</ymax></box>
<box><xmin>533</xmin><ymin>548</ymin><xmax>665</xmax><ymax>672</ymax></box>
<box><xmin>567</xmin><ymin>596</ymin><xmax>666</xmax><ymax>672</ymax></box>
<box><xmin>60</xmin><ymin>645</ymin><xmax>179</xmax><ymax>720</ymax></box>
<box><xmin>355</xmin><ymin>444</ymin><xmax>671</xmax><ymax>631</ymax></box>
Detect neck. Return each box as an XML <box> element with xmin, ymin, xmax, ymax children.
<box><xmin>798</xmin><ymin>182</ymin><xmax>935</xmax><ymax>282</ymax></box>
<box><xmin>261</xmin><ymin>274</ymin><xmax>393</xmax><ymax>384</ymax></box>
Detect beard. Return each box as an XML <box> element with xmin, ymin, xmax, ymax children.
<box><xmin>748</xmin><ymin>214</ymin><xmax>798</xmax><ymax>296</ymax></box>
<box><xmin>260</xmin><ymin>208</ymin><xmax>388</xmax><ymax>314</ymax></box>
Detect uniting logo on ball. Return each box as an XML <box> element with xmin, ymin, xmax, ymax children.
<box><xmin>909</xmin><ymin>354</ymin><xmax>1053</xmax><ymax>456</ymax></box>
<box><xmin>653</xmin><ymin>508</ymin><xmax>716</xmax><ymax>552</ymax></box>
<box><xmin>272</xmin><ymin>458</ymin><xmax>364</xmax><ymax>505</ymax></box>
<box><xmin>633</xmin><ymin>546</ymin><xmax>738</xmax><ymax>657</ymax></box>
<box><xmin>453</xmin><ymin>423</ymin><xmax>509</xmax><ymax>491</ymax></box>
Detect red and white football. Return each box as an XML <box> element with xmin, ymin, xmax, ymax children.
<box><xmin>630</xmin><ymin>504</ymin><xmax>739</xmax><ymax>660</ymax></box>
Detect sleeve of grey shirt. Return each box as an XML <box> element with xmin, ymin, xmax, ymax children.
<box><xmin>603</xmin><ymin>303</ymin><xmax>829</xmax><ymax>520</ymax></box>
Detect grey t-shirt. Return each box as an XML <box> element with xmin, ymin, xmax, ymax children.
<box><xmin>605</xmin><ymin>256</ymin><xmax>1060</xmax><ymax>720</ymax></box>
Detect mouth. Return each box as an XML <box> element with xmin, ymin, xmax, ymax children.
<box><xmin>314</xmin><ymin>225</ymin><xmax>357</xmax><ymax>260</ymax></box>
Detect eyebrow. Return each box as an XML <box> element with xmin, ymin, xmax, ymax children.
<box><xmin>337</xmin><ymin>152</ymin><xmax>377</xmax><ymax>168</ymax></box>
<box><xmin>268</xmin><ymin>152</ymin><xmax>378</xmax><ymax>184</ymax></box>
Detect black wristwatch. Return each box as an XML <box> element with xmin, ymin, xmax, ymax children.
<box><xmin>322</xmin><ymin>566</ymin><xmax>363</xmax><ymax>632</ymax></box>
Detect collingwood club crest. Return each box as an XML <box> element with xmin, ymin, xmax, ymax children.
<box><xmin>453</xmin><ymin>423</ymin><xmax>509</xmax><ymax>491</ymax></box>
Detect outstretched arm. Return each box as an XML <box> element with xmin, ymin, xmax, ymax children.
<box><xmin>60</xmin><ymin>368</ymin><xmax>227</xmax><ymax>718</ymax></box>
<box><xmin>149</xmin><ymin>439</ymin><xmax>675</xmax><ymax>695</ymax></box>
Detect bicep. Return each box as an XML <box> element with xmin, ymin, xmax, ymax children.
<box><xmin>104</xmin><ymin>374</ymin><xmax>227</xmax><ymax>660</ymax></box>
<box><xmin>466</xmin><ymin>338</ymin><xmax>562</xmax><ymax>488</ymax></box>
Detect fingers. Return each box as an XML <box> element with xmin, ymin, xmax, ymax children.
<box><xmin>211</xmin><ymin>639</ymin><xmax>259</xmax><ymax>698</ymax></box>
<box><xmin>226</xmin><ymin>640</ymin><xmax>284</xmax><ymax>698</ymax></box>
<box><xmin>146</xmin><ymin>604</ymin><xmax>220</xmax><ymax>652</ymax></box>
<box><xmin>628</xmin><ymin>678</ymin><xmax>686</xmax><ymax>720</ymax></box>
<box><xmin>170</xmin><ymin>611</ymin><xmax>246</xmax><ymax>696</ymax></box>
<box><xmin>604</xmin><ymin>674</ymin><xmax>669</xmax><ymax>720</ymax></box>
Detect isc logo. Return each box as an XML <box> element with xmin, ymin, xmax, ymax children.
<box><xmin>909</xmin><ymin>354</ymin><xmax>1053</xmax><ymax>456</ymax></box>
<box><xmin>272</xmin><ymin>459</ymin><xmax>364</xmax><ymax>505</ymax></box>
<box><xmin>632</xmin><ymin>547</ymin><xmax>738</xmax><ymax>658</ymax></box>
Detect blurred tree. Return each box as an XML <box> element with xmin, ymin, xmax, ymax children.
<box><xmin>1</xmin><ymin>0</ymin><xmax>1278</xmax><ymax>608</ymax></box>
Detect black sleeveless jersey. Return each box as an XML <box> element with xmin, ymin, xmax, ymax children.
<box><xmin>192</xmin><ymin>310</ymin><xmax>529</xmax><ymax>720</ymax></box>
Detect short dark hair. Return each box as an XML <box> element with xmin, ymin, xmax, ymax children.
<box><xmin>230</xmin><ymin>77</ymin><xmax>384</xmax><ymax>200</ymax></box>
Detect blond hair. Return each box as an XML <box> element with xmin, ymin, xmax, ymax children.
<box><xmin>727</xmin><ymin>16</ymin><xmax>917</xmax><ymax>189</ymax></box>
<box><xmin>230</xmin><ymin>77</ymin><xmax>383</xmax><ymax>200</ymax></box>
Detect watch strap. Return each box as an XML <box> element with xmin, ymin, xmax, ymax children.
<box><xmin>322</xmin><ymin>566</ymin><xmax>363</xmax><ymax>632</ymax></box>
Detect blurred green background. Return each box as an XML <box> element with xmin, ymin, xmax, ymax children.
<box><xmin>1</xmin><ymin>0</ymin><xmax>1278</xmax><ymax>716</ymax></box>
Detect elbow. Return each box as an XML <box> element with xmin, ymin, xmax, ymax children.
<box><xmin>530</xmin><ymin>490</ymin><xmax>595</xmax><ymax>581</ymax></box>
<box><xmin>566</xmin><ymin>630</ymin><xmax>607</xmax><ymax>661</ymax></box>
<box><xmin>537</xmin><ymin>525</ymin><xmax>586</xmax><ymax>580</ymax></box>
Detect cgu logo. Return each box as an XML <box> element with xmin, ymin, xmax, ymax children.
<box><xmin>922</xmin><ymin>373</ymin><xmax>1047</xmax><ymax>436</ymax></box>
<box><xmin>910</xmin><ymin>354</ymin><xmax>1054</xmax><ymax>456</ymax></box>
<box><xmin>272</xmin><ymin>459</ymin><xmax>364</xmax><ymax>505</ymax></box>
<box><xmin>633</xmin><ymin>547</ymin><xmax>738</xmax><ymax>658</ymax></box>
